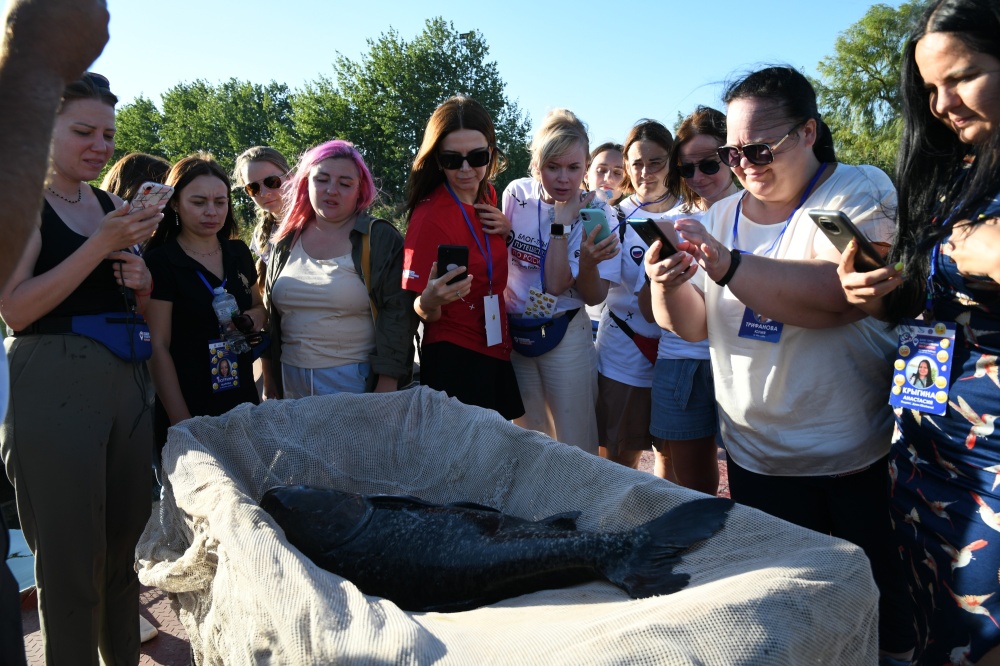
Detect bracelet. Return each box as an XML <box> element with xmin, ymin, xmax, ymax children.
<box><xmin>714</xmin><ymin>248</ymin><xmax>742</xmax><ymax>287</ymax></box>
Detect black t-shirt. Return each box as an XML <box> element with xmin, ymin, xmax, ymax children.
<box><xmin>145</xmin><ymin>238</ymin><xmax>259</xmax><ymax>434</ymax></box>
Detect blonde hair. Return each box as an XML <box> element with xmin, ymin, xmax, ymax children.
<box><xmin>529</xmin><ymin>109</ymin><xmax>589</xmax><ymax>179</ymax></box>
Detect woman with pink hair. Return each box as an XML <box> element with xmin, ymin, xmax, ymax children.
<box><xmin>262</xmin><ymin>140</ymin><xmax>416</xmax><ymax>398</ymax></box>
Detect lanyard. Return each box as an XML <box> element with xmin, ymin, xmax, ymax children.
<box><xmin>536</xmin><ymin>197</ymin><xmax>550</xmax><ymax>288</ymax></box>
<box><xmin>196</xmin><ymin>271</ymin><xmax>226</xmax><ymax>295</ymax></box>
<box><xmin>445</xmin><ymin>181</ymin><xmax>493</xmax><ymax>294</ymax></box>
<box><xmin>732</xmin><ymin>162</ymin><xmax>828</xmax><ymax>256</ymax></box>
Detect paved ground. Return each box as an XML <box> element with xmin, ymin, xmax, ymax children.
<box><xmin>20</xmin><ymin>448</ymin><xmax>731</xmax><ymax>664</ymax></box>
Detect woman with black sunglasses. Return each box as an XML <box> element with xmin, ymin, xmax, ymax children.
<box><xmin>645</xmin><ymin>66</ymin><xmax>913</xmax><ymax>661</ymax></box>
<box><xmin>402</xmin><ymin>96</ymin><xmax>523</xmax><ymax>418</ymax></box>
<box><xmin>233</xmin><ymin>146</ymin><xmax>291</xmax><ymax>286</ymax></box>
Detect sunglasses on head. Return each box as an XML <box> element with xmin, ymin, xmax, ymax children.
<box><xmin>244</xmin><ymin>175</ymin><xmax>284</xmax><ymax>197</ymax></box>
<box><xmin>437</xmin><ymin>148</ymin><xmax>491</xmax><ymax>170</ymax></box>
<box><xmin>717</xmin><ymin>122</ymin><xmax>803</xmax><ymax>168</ymax></box>
<box><xmin>678</xmin><ymin>159</ymin><xmax>723</xmax><ymax>179</ymax></box>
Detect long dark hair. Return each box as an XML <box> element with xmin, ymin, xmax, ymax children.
<box><xmin>404</xmin><ymin>96</ymin><xmax>506</xmax><ymax>218</ymax></box>
<box><xmin>145</xmin><ymin>153</ymin><xmax>239</xmax><ymax>252</ymax></box>
<box><xmin>885</xmin><ymin>0</ymin><xmax>1000</xmax><ymax>323</ymax></box>
<box><xmin>723</xmin><ymin>65</ymin><xmax>837</xmax><ymax>164</ymax></box>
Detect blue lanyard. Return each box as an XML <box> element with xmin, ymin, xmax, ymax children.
<box><xmin>444</xmin><ymin>181</ymin><xmax>493</xmax><ymax>295</ymax></box>
<box><xmin>536</xmin><ymin>197</ymin><xmax>550</xmax><ymax>288</ymax></box>
<box><xmin>732</xmin><ymin>162</ymin><xmax>828</xmax><ymax>256</ymax></box>
<box><xmin>622</xmin><ymin>193</ymin><xmax>675</xmax><ymax>227</ymax></box>
<box><xmin>196</xmin><ymin>271</ymin><xmax>226</xmax><ymax>295</ymax></box>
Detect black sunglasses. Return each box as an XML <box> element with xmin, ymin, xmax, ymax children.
<box><xmin>245</xmin><ymin>175</ymin><xmax>284</xmax><ymax>197</ymax></box>
<box><xmin>438</xmin><ymin>148</ymin><xmax>491</xmax><ymax>170</ymax></box>
<box><xmin>717</xmin><ymin>122</ymin><xmax>803</xmax><ymax>168</ymax></box>
<box><xmin>678</xmin><ymin>159</ymin><xmax>723</xmax><ymax>179</ymax></box>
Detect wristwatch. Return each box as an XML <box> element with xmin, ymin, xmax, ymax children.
<box><xmin>550</xmin><ymin>223</ymin><xmax>568</xmax><ymax>239</ymax></box>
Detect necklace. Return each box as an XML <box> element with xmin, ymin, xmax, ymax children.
<box><xmin>46</xmin><ymin>184</ymin><xmax>82</xmax><ymax>204</ymax></box>
<box><xmin>178</xmin><ymin>239</ymin><xmax>222</xmax><ymax>258</ymax></box>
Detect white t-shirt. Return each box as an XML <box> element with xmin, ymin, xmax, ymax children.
<box><xmin>502</xmin><ymin>177</ymin><xmax>619</xmax><ymax>316</ymax></box>
<box><xmin>703</xmin><ymin>164</ymin><xmax>897</xmax><ymax>476</ymax></box>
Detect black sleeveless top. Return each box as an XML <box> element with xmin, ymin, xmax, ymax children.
<box><xmin>33</xmin><ymin>186</ymin><xmax>127</xmax><ymax>317</ymax></box>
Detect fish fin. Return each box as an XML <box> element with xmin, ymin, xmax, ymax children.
<box><xmin>446</xmin><ymin>501</ymin><xmax>502</xmax><ymax>513</ymax></box>
<box><xmin>368</xmin><ymin>494</ymin><xmax>439</xmax><ymax>508</ymax></box>
<box><xmin>536</xmin><ymin>511</ymin><xmax>582</xmax><ymax>531</ymax></box>
<box><xmin>608</xmin><ymin>497</ymin><xmax>733</xmax><ymax>599</ymax></box>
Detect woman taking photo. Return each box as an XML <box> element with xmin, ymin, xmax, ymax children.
<box><xmin>502</xmin><ymin>108</ymin><xmax>619</xmax><ymax>453</ymax></box>
<box><xmin>645</xmin><ymin>66</ymin><xmax>912</xmax><ymax>660</ymax></box>
<box><xmin>402</xmin><ymin>96</ymin><xmax>522</xmax><ymax>418</ymax></box>
<box><xmin>840</xmin><ymin>1</ymin><xmax>1000</xmax><ymax>661</ymax></box>
<box><xmin>0</xmin><ymin>72</ymin><xmax>162</xmax><ymax>663</ymax></box>
<box><xmin>144</xmin><ymin>154</ymin><xmax>264</xmax><ymax>454</ymax></box>
<box><xmin>263</xmin><ymin>139</ymin><xmax>416</xmax><ymax>398</ymax></box>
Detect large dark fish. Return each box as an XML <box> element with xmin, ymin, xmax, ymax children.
<box><xmin>261</xmin><ymin>485</ymin><xmax>733</xmax><ymax>613</ymax></box>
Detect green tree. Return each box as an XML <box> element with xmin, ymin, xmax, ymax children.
<box><xmin>113</xmin><ymin>95</ymin><xmax>164</xmax><ymax>160</ymax></box>
<box><xmin>294</xmin><ymin>17</ymin><xmax>531</xmax><ymax>210</ymax></box>
<box><xmin>812</xmin><ymin>1</ymin><xmax>929</xmax><ymax>176</ymax></box>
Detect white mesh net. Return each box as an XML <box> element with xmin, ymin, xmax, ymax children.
<box><xmin>136</xmin><ymin>387</ymin><xmax>878</xmax><ymax>665</ymax></box>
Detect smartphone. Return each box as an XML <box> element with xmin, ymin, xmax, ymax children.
<box><xmin>437</xmin><ymin>245</ymin><xmax>469</xmax><ymax>285</ymax></box>
<box><xmin>580</xmin><ymin>208</ymin><xmax>612</xmax><ymax>244</ymax></box>
<box><xmin>807</xmin><ymin>209</ymin><xmax>886</xmax><ymax>273</ymax></box>
<box><xmin>628</xmin><ymin>218</ymin><xmax>677</xmax><ymax>261</ymax></box>
<box><xmin>131</xmin><ymin>182</ymin><xmax>174</xmax><ymax>211</ymax></box>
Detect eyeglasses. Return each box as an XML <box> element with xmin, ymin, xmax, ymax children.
<box><xmin>437</xmin><ymin>148</ymin><xmax>491</xmax><ymax>170</ymax></box>
<box><xmin>678</xmin><ymin>159</ymin><xmax>723</xmax><ymax>179</ymax></box>
<box><xmin>717</xmin><ymin>122</ymin><xmax>803</xmax><ymax>167</ymax></box>
<box><xmin>244</xmin><ymin>175</ymin><xmax>284</xmax><ymax>197</ymax></box>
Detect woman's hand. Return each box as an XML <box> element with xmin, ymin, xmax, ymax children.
<box><xmin>579</xmin><ymin>224</ymin><xmax>620</xmax><ymax>271</ymax></box>
<box><xmin>644</xmin><ymin>242</ymin><xmax>698</xmax><ymax>292</ymax></box>
<box><xmin>553</xmin><ymin>190</ymin><xmax>595</xmax><ymax>226</ymax></box>
<box><xmin>373</xmin><ymin>375</ymin><xmax>397</xmax><ymax>393</ymax></box>
<box><xmin>93</xmin><ymin>202</ymin><xmax>163</xmax><ymax>254</ymax></box>
<box><xmin>107</xmin><ymin>250</ymin><xmax>151</xmax><ymax>294</ymax></box>
<box><xmin>837</xmin><ymin>239</ymin><xmax>902</xmax><ymax>320</ymax></box>
<box><xmin>475</xmin><ymin>203</ymin><xmax>510</xmax><ymax>237</ymax></box>
<box><xmin>674</xmin><ymin>218</ymin><xmax>729</xmax><ymax>282</ymax></box>
<box><xmin>414</xmin><ymin>261</ymin><xmax>474</xmax><ymax>322</ymax></box>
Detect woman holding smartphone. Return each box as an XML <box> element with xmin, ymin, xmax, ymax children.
<box><xmin>402</xmin><ymin>96</ymin><xmax>522</xmax><ymax>418</ymax></box>
<box><xmin>502</xmin><ymin>108</ymin><xmax>620</xmax><ymax>452</ymax></box>
<box><xmin>0</xmin><ymin>73</ymin><xmax>162</xmax><ymax>663</ymax></box>
<box><xmin>645</xmin><ymin>66</ymin><xmax>912</xmax><ymax>660</ymax></box>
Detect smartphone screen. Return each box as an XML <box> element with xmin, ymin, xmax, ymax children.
<box><xmin>628</xmin><ymin>219</ymin><xmax>677</xmax><ymax>261</ymax></box>
<box><xmin>437</xmin><ymin>245</ymin><xmax>469</xmax><ymax>285</ymax></box>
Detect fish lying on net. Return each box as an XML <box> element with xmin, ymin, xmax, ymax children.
<box><xmin>261</xmin><ymin>485</ymin><xmax>733</xmax><ymax>613</ymax></box>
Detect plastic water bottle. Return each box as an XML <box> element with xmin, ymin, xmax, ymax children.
<box><xmin>211</xmin><ymin>287</ymin><xmax>250</xmax><ymax>354</ymax></box>
<box><xmin>591</xmin><ymin>188</ymin><xmax>614</xmax><ymax>205</ymax></box>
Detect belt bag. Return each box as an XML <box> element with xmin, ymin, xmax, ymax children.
<box><xmin>508</xmin><ymin>309</ymin><xmax>578</xmax><ymax>358</ymax></box>
<box><xmin>70</xmin><ymin>313</ymin><xmax>152</xmax><ymax>362</ymax></box>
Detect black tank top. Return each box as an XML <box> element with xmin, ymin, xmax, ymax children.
<box><xmin>33</xmin><ymin>186</ymin><xmax>128</xmax><ymax>317</ymax></box>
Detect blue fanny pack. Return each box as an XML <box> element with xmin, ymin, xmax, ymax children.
<box><xmin>19</xmin><ymin>312</ymin><xmax>153</xmax><ymax>361</ymax></box>
<box><xmin>508</xmin><ymin>309</ymin><xmax>578</xmax><ymax>358</ymax></box>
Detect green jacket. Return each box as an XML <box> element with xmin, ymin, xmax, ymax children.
<box><xmin>263</xmin><ymin>213</ymin><xmax>417</xmax><ymax>395</ymax></box>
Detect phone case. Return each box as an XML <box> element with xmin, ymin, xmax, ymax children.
<box><xmin>437</xmin><ymin>245</ymin><xmax>469</xmax><ymax>285</ymax></box>
<box><xmin>628</xmin><ymin>219</ymin><xmax>677</xmax><ymax>259</ymax></box>
<box><xmin>131</xmin><ymin>182</ymin><xmax>174</xmax><ymax>210</ymax></box>
<box><xmin>580</xmin><ymin>208</ymin><xmax>612</xmax><ymax>244</ymax></box>
<box><xmin>807</xmin><ymin>210</ymin><xmax>885</xmax><ymax>272</ymax></box>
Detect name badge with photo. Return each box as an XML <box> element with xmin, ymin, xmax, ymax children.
<box><xmin>737</xmin><ymin>307</ymin><xmax>783</xmax><ymax>343</ymax></box>
<box><xmin>209</xmin><ymin>340</ymin><xmax>240</xmax><ymax>393</ymax></box>
<box><xmin>888</xmin><ymin>320</ymin><xmax>956</xmax><ymax>415</ymax></box>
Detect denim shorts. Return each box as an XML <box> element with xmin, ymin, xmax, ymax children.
<box><xmin>650</xmin><ymin>358</ymin><xmax>718</xmax><ymax>440</ymax></box>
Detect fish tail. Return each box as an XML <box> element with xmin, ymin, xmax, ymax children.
<box><xmin>608</xmin><ymin>497</ymin><xmax>733</xmax><ymax>599</ymax></box>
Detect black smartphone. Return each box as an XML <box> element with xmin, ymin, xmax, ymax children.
<box><xmin>628</xmin><ymin>219</ymin><xmax>677</xmax><ymax>261</ymax></box>
<box><xmin>437</xmin><ymin>245</ymin><xmax>469</xmax><ymax>285</ymax></box>
<box><xmin>807</xmin><ymin>209</ymin><xmax>886</xmax><ymax>273</ymax></box>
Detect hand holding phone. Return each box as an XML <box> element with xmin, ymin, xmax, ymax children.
<box><xmin>437</xmin><ymin>245</ymin><xmax>469</xmax><ymax>285</ymax></box>
<box><xmin>131</xmin><ymin>182</ymin><xmax>174</xmax><ymax>211</ymax></box>
<box><xmin>580</xmin><ymin>208</ymin><xmax>613</xmax><ymax>244</ymax></box>
<box><xmin>807</xmin><ymin>209</ymin><xmax>886</xmax><ymax>273</ymax></box>
<box><xmin>628</xmin><ymin>219</ymin><xmax>677</xmax><ymax>262</ymax></box>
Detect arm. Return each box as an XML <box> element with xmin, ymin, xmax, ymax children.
<box><xmin>837</xmin><ymin>240</ymin><xmax>905</xmax><ymax>321</ymax></box>
<box><xmin>644</xmin><ymin>241</ymin><xmax>709</xmax><ymax>342</ymax></box>
<box><xmin>637</xmin><ymin>280</ymin><xmax>654</xmax><ymax>323</ymax></box>
<box><xmin>370</xmin><ymin>224</ymin><xmax>418</xmax><ymax>391</ymax></box>
<box><xmin>543</xmin><ymin>193</ymin><xmax>594</xmax><ymax>295</ymax></box>
<box><xmin>413</xmin><ymin>262</ymin><xmax>472</xmax><ymax>323</ymax></box>
<box><xmin>574</xmin><ymin>224</ymin><xmax>620</xmax><ymax>306</ymax></box>
<box><xmin>145</xmin><ymin>298</ymin><xmax>192</xmax><ymax>425</ymax></box>
<box><xmin>0</xmin><ymin>0</ymin><xmax>109</xmax><ymax>289</ymax></box>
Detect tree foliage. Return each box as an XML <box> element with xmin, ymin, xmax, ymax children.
<box><xmin>111</xmin><ymin>18</ymin><xmax>531</xmax><ymax>225</ymax></box>
<box><xmin>812</xmin><ymin>2</ymin><xmax>929</xmax><ymax>177</ymax></box>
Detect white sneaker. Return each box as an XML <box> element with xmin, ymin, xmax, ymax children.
<box><xmin>139</xmin><ymin>615</ymin><xmax>159</xmax><ymax>643</ymax></box>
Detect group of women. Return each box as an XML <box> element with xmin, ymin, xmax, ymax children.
<box><xmin>0</xmin><ymin>0</ymin><xmax>998</xmax><ymax>662</ymax></box>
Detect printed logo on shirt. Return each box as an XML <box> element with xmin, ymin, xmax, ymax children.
<box><xmin>403</xmin><ymin>269</ymin><xmax>420</xmax><ymax>280</ymax></box>
<box><xmin>630</xmin><ymin>245</ymin><xmax>645</xmax><ymax>265</ymax></box>
<box><xmin>511</xmin><ymin>233</ymin><xmax>542</xmax><ymax>268</ymax></box>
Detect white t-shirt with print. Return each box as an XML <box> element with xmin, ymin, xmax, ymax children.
<box><xmin>502</xmin><ymin>177</ymin><xmax>619</xmax><ymax>316</ymax></box>
<box><xmin>703</xmin><ymin>163</ymin><xmax>897</xmax><ymax>476</ymax></box>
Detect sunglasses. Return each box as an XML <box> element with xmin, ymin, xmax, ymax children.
<box><xmin>717</xmin><ymin>122</ymin><xmax>803</xmax><ymax>168</ymax></box>
<box><xmin>438</xmin><ymin>148</ymin><xmax>491</xmax><ymax>170</ymax></box>
<box><xmin>678</xmin><ymin>159</ymin><xmax>723</xmax><ymax>179</ymax></box>
<box><xmin>245</xmin><ymin>175</ymin><xmax>284</xmax><ymax>197</ymax></box>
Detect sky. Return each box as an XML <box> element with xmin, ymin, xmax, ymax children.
<box><xmin>88</xmin><ymin>0</ymin><xmax>906</xmax><ymax>148</ymax></box>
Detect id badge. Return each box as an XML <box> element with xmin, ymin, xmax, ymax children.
<box><xmin>888</xmin><ymin>320</ymin><xmax>956</xmax><ymax>415</ymax></box>
<box><xmin>737</xmin><ymin>307</ymin><xmax>783</xmax><ymax>343</ymax></box>
<box><xmin>209</xmin><ymin>340</ymin><xmax>240</xmax><ymax>393</ymax></box>
<box><xmin>524</xmin><ymin>285</ymin><xmax>558</xmax><ymax>319</ymax></box>
<box><xmin>484</xmin><ymin>294</ymin><xmax>502</xmax><ymax>347</ymax></box>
